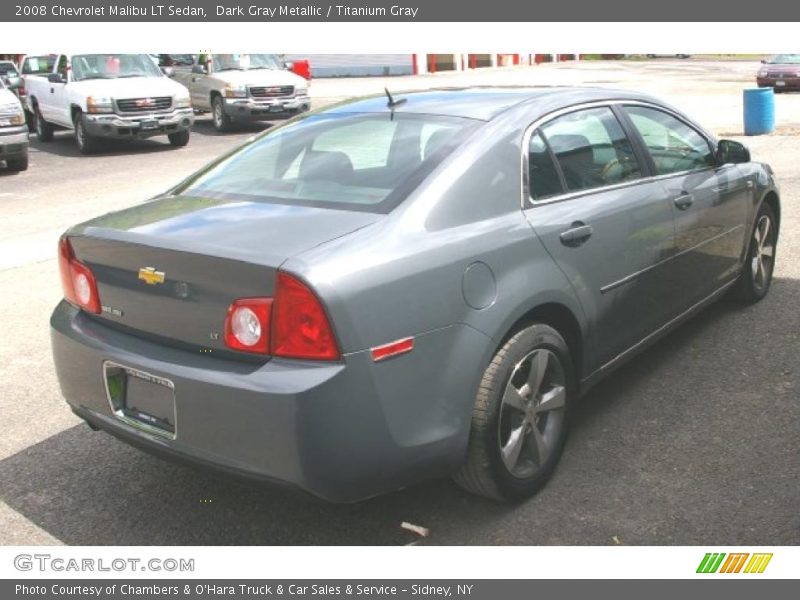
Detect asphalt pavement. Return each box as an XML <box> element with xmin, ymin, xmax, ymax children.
<box><xmin>0</xmin><ymin>59</ymin><xmax>798</xmax><ymax>545</ymax></box>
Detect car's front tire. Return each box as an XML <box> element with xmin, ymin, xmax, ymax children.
<box><xmin>454</xmin><ymin>323</ymin><xmax>574</xmax><ymax>501</ymax></box>
<box><xmin>736</xmin><ymin>202</ymin><xmax>778</xmax><ymax>303</ymax></box>
<box><xmin>74</xmin><ymin>113</ymin><xmax>100</xmax><ymax>155</ymax></box>
<box><xmin>5</xmin><ymin>155</ymin><xmax>29</xmax><ymax>171</ymax></box>
<box><xmin>212</xmin><ymin>96</ymin><xmax>233</xmax><ymax>132</ymax></box>
<box><xmin>168</xmin><ymin>130</ymin><xmax>190</xmax><ymax>147</ymax></box>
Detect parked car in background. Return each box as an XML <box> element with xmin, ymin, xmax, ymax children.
<box><xmin>0</xmin><ymin>76</ymin><xmax>29</xmax><ymax>171</ymax></box>
<box><xmin>24</xmin><ymin>53</ymin><xmax>194</xmax><ymax>154</ymax></box>
<box><xmin>284</xmin><ymin>57</ymin><xmax>312</xmax><ymax>81</ymax></box>
<box><xmin>757</xmin><ymin>54</ymin><xmax>800</xmax><ymax>92</ymax></box>
<box><xmin>171</xmin><ymin>53</ymin><xmax>310</xmax><ymax>132</ymax></box>
<box><xmin>645</xmin><ymin>54</ymin><xmax>691</xmax><ymax>59</ymax></box>
<box><xmin>51</xmin><ymin>87</ymin><xmax>779</xmax><ymax>502</ymax></box>
<box><xmin>0</xmin><ymin>61</ymin><xmax>23</xmax><ymax>95</ymax></box>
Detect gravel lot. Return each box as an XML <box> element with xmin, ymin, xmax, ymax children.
<box><xmin>0</xmin><ymin>59</ymin><xmax>797</xmax><ymax>545</ymax></box>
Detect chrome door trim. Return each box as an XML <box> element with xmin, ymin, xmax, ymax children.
<box><xmin>580</xmin><ymin>278</ymin><xmax>738</xmax><ymax>393</ymax></box>
<box><xmin>599</xmin><ymin>224</ymin><xmax>745</xmax><ymax>294</ymax></box>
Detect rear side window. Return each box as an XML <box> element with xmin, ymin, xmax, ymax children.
<box><xmin>624</xmin><ymin>105</ymin><xmax>715</xmax><ymax>175</ymax></box>
<box><xmin>21</xmin><ymin>55</ymin><xmax>57</xmax><ymax>75</ymax></box>
<box><xmin>540</xmin><ymin>107</ymin><xmax>643</xmax><ymax>193</ymax></box>
<box><xmin>528</xmin><ymin>131</ymin><xmax>564</xmax><ymax>200</ymax></box>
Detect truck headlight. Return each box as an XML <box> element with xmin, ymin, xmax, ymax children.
<box><xmin>0</xmin><ymin>103</ymin><xmax>25</xmax><ymax>125</ymax></box>
<box><xmin>224</xmin><ymin>84</ymin><xmax>247</xmax><ymax>98</ymax></box>
<box><xmin>175</xmin><ymin>95</ymin><xmax>192</xmax><ymax>109</ymax></box>
<box><xmin>758</xmin><ymin>69</ymin><xmax>768</xmax><ymax>77</ymax></box>
<box><xmin>87</xmin><ymin>96</ymin><xmax>114</xmax><ymax>114</ymax></box>
<box><xmin>295</xmin><ymin>85</ymin><xmax>308</xmax><ymax>96</ymax></box>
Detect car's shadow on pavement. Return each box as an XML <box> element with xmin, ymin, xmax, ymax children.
<box><xmin>2</xmin><ymin>279</ymin><xmax>798</xmax><ymax>545</ymax></box>
<box><xmin>28</xmin><ymin>132</ymin><xmax>185</xmax><ymax>158</ymax></box>
<box><xmin>189</xmin><ymin>116</ymin><xmax>273</xmax><ymax>137</ymax></box>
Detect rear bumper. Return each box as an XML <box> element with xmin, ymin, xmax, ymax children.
<box><xmin>757</xmin><ymin>76</ymin><xmax>800</xmax><ymax>89</ymax></box>
<box><xmin>82</xmin><ymin>109</ymin><xmax>194</xmax><ymax>139</ymax></box>
<box><xmin>0</xmin><ymin>125</ymin><xmax>29</xmax><ymax>159</ymax></box>
<box><xmin>51</xmin><ymin>302</ymin><xmax>487</xmax><ymax>502</ymax></box>
<box><xmin>223</xmin><ymin>95</ymin><xmax>311</xmax><ymax>121</ymax></box>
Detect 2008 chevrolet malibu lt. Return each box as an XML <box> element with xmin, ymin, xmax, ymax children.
<box><xmin>51</xmin><ymin>87</ymin><xmax>780</xmax><ymax>502</ymax></box>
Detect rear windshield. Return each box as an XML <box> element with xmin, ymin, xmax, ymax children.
<box><xmin>0</xmin><ymin>63</ymin><xmax>18</xmax><ymax>76</ymax></box>
<box><xmin>179</xmin><ymin>112</ymin><xmax>479</xmax><ymax>213</ymax></box>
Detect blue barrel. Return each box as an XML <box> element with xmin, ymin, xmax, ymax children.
<box><xmin>743</xmin><ymin>88</ymin><xmax>775</xmax><ymax>136</ymax></box>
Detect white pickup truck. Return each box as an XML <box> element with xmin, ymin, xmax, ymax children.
<box><xmin>24</xmin><ymin>53</ymin><xmax>194</xmax><ymax>154</ymax></box>
<box><xmin>0</xmin><ymin>76</ymin><xmax>28</xmax><ymax>171</ymax></box>
<box><xmin>171</xmin><ymin>54</ymin><xmax>310</xmax><ymax>132</ymax></box>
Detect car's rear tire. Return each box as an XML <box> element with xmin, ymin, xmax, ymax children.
<box><xmin>735</xmin><ymin>202</ymin><xmax>778</xmax><ymax>304</ymax></box>
<box><xmin>74</xmin><ymin>112</ymin><xmax>100</xmax><ymax>155</ymax></box>
<box><xmin>34</xmin><ymin>105</ymin><xmax>54</xmax><ymax>142</ymax></box>
<box><xmin>212</xmin><ymin>96</ymin><xmax>233</xmax><ymax>132</ymax></box>
<box><xmin>454</xmin><ymin>323</ymin><xmax>574</xmax><ymax>501</ymax></box>
<box><xmin>6</xmin><ymin>155</ymin><xmax>29</xmax><ymax>172</ymax></box>
<box><xmin>168</xmin><ymin>130</ymin><xmax>190</xmax><ymax>147</ymax></box>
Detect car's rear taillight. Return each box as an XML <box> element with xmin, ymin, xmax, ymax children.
<box><xmin>223</xmin><ymin>272</ymin><xmax>340</xmax><ymax>361</ymax></box>
<box><xmin>58</xmin><ymin>236</ymin><xmax>101</xmax><ymax>314</ymax></box>
<box><xmin>271</xmin><ymin>272</ymin><xmax>340</xmax><ymax>361</ymax></box>
<box><xmin>224</xmin><ymin>298</ymin><xmax>272</xmax><ymax>354</ymax></box>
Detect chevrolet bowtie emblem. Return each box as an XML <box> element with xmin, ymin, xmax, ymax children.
<box><xmin>138</xmin><ymin>267</ymin><xmax>165</xmax><ymax>285</ymax></box>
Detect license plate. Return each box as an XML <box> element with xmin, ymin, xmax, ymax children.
<box><xmin>268</xmin><ymin>105</ymin><xmax>284</xmax><ymax>112</ymax></box>
<box><xmin>140</xmin><ymin>120</ymin><xmax>159</xmax><ymax>130</ymax></box>
<box><xmin>776</xmin><ymin>81</ymin><xmax>786</xmax><ymax>87</ymax></box>
<box><xmin>104</xmin><ymin>362</ymin><xmax>176</xmax><ymax>438</ymax></box>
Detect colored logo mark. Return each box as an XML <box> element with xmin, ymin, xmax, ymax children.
<box><xmin>697</xmin><ymin>552</ymin><xmax>773</xmax><ymax>574</ymax></box>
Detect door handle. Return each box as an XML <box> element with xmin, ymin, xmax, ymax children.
<box><xmin>560</xmin><ymin>222</ymin><xmax>594</xmax><ymax>247</ymax></box>
<box><xmin>673</xmin><ymin>194</ymin><xmax>694</xmax><ymax>210</ymax></box>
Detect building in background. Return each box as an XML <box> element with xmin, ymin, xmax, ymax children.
<box><xmin>283</xmin><ymin>54</ymin><xmax>580</xmax><ymax>77</ymax></box>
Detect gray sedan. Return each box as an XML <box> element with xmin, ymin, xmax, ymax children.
<box><xmin>51</xmin><ymin>87</ymin><xmax>780</xmax><ymax>502</ymax></box>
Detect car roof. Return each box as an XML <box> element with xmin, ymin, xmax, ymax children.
<box><xmin>322</xmin><ymin>86</ymin><xmax>666</xmax><ymax>121</ymax></box>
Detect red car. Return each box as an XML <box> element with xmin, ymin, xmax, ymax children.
<box><xmin>757</xmin><ymin>54</ymin><xmax>800</xmax><ymax>92</ymax></box>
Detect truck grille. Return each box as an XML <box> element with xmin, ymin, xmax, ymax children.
<box><xmin>116</xmin><ymin>96</ymin><xmax>173</xmax><ymax>113</ymax></box>
<box><xmin>249</xmin><ymin>86</ymin><xmax>294</xmax><ymax>98</ymax></box>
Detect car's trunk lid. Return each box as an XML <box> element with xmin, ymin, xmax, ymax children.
<box><xmin>67</xmin><ymin>195</ymin><xmax>380</xmax><ymax>354</ymax></box>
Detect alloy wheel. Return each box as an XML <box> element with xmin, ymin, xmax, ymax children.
<box><xmin>498</xmin><ymin>348</ymin><xmax>567</xmax><ymax>479</ymax></box>
<box><xmin>751</xmin><ymin>214</ymin><xmax>775</xmax><ymax>292</ymax></box>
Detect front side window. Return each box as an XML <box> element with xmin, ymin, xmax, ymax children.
<box><xmin>180</xmin><ymin>113</ymin><xmax>475</xmax><ymax>212</ymax></box>
<box><xmin>70</xmin><ymin>54</ymin><xmax>163</xmax><ymax>81</ymax></box>
<box><xmin>540</xmin><ymin>107</ymin><xmax>643</xmax><ymax>193</ymax></box>
<box><xmin>624</xmin><ymin>105</ymin><xmax>715</xmax><ymax>175</ymax></box>
<box><xmin>56</xmin><ymin>55</ymin><xmax>68</xmax><ymax>78</ymax></box>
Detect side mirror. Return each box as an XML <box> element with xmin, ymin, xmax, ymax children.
<box><xmin>47</xmin><ymin>72</ymin><xmax>66</xmax><ymax>84</ymax></box>
<box><xmin>161</xmin><ymin>66</ymin><xmax>175</xmax><ymax>77</ymax></box>
<box><xmin>191</xmin><ymin>65</ymin><xmax>207</xmax><ymax>75</ymax></box>
<box><xmin>760</xmin><ymin>59</ymin><xmax>767</xmax><ymax>64</ymax></box>
<box><xmin>284</xmin><ymin>61</ymin><xmax>294</xmax><ymax>71</ymax></box>
<box><xmin>717</xmin><ymin>139</ymin><xmax>751</xmax><ymax>165</ymax></box>
<box><xmin>5</xmin><ymin>75</ymin><xmax>22</xmax><ymax>89</ymax></box>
